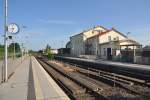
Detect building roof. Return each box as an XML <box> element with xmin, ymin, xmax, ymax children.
<box><xmin>119</xmin><ymin>39</ymin><xmax>140</xmax><ymax>45</ymax></box>
<box><xmin>99</xmin><ymin>39</ymin><xmax>140</xmax><ymax>46</ymax></box>
<box><xmin>111</xmin><ymin>28</ymin><xmax>127</xmax><ymax>38</ymax></box>
<box><xmin>86</xmin><ymin>28</ymin><xmax>127</xmax><ymax>40</ymax></box>
<box><xmin>70</xmin><ymin>25</ymin><xmax>108</xmax><ymax>38</ymax></box>
<box><xmin>86</xmin><ymin>29</ymin><xmax>111</xmax><ymax>40</ymax></box>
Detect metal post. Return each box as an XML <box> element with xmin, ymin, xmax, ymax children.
<box><xmin>98</xmin><ymin>71</ymin><xmax>100</xmax><ymax>77</ymax></box>
<box><xmin>4</xmin><ymin>0</ymin><xmax>8</xmax><ymax>82</ymax></box>
<box><xmin>113</xmin><ymin>73</ymin><xmax>116</xmax><ymax>87</ymax></box>
<box><xmin>74</xmin><ymin>64</ymin><xmax>76</xmax><ymax>71</ymax></box>
<box><xmin>88</xmin><ymin>67</ymin><xmax>89</xmax><ymax>77</ymax></box>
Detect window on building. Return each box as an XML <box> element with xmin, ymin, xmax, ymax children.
<box><xmin>116</xmin><ymin>36</ymin><xmax>119</xmax><ymax>40</ymax></box>
<box><xmin>108</xmin><ymin>36</ymin><xmax>111</xmax><ymax>42</ymax></box>
<box><xmin>92</xmin><ymin>31</ymin><xmax>94</xmax><ymax>34</ymax></box>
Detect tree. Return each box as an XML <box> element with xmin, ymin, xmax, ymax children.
<box><xmin>45</xmin><ymin>44</ymin><xmax>53</xmax><ymax>60</ymax></box>
<box><xmin>0</xmin><ymin>44</ymin><xmax>4</xmax><ymax>58</ymax></box>
<box><xmin>8</xmin><ymin>43</ymin><xmax>21</xmax><ymax>53</ymax></box>
<box><xmin>0</xmin><ymin>44</ymin><xmax>4</xmax><ymax>48</ymax></box>
<box><xmin>45</xmin><ymin>44</ymin><xmax>51</xmax><ymax>54</ymax></box>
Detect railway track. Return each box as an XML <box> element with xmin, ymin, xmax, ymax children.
<box><xmin>36</xmin><ymin>57</ymin><xmax>105</xmax><ymax>100</ymax></box>
<box><xmin>36</xmin><ymin>56</ymin><xmax>150</xmax><ymax>100</ymax></box>
<box><xmin>51</xmin><ymin>59</ymin><xmax>150</xmax><ymax>99</ymax></box>
<box><xmin>64</xmin><ymin>61</ymin><xmax>150</xmax><ymax>86</ymax></box>
<box><xmin>62</xmin><ymin>62</ymin><xmax>150</xmax><ymax>98</ymax></box>
<box><xmin>54</xmin><ymin>56</ymin><xmax>150</xmax><ymax>82</ymax></box>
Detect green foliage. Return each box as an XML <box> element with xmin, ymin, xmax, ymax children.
<box><xmin>45</xmin><ymin>44</ymin><xmax>54</xmax><ymax>60</ymax></box>
<box><xmin>47</xmin><ymin>52</ymin><xmax>54</xmax><ymax>60</ymax></box>
<box><xmin>8</xmin><ymin>43</ymin><xmax>21</xmax><ymax>52</ymax></box>
<box><xmin>0</xmin><ymin>45</ymin><xmax>4</xmax><ymax>59</ymax></box>
<box><xmin>0</xmin><ymin>44</ymin><xmax>4</xmax><ymax>48</ymax></box>
<box><xmin>0</xmin><ymin>43</ymin><xmax>21</xmax><ymax>59</ymax></box>
<box><xmin>16</xmin><ymin>53</ymin><xmax>22</xmax><ymax>58</ymax></box>
<box><xmin>45</xmin><ymin>44</ymin><xmax>51</xmax><ymax>54</ymax></box>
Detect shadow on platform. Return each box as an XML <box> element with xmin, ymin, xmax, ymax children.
<box><xmin>27</xmin><ymin>57</ymin><xmax>36</xmax><ymax>100</ymax></box>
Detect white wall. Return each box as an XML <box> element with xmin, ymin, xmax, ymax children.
<box><xmin>86</xmin><ymin>37</ymin><xmax>97</xmax><ymax>55</ymax></box>
<box><xmin>99</xmin><ymin>30</ymin><xmax>126</xmax><ymax>44</ymax></box>
<box><xmin>70</xmin><ymin>26</ymin><xmax>107</xmax><ymax>56</ymax></box>
<box><xmin>51</xmin><ymin>49</ymin><xmax>58</xmax><ymax>54</ymax></box>
<box><xmin>70</xmin><ymin>34</ymin><xmax>84</xmax><ymax>56</ymax></box>
<box><xmin>83</xmin><ymin>26</ymin><xmax>107</xmax><ymax>41</ymax></box>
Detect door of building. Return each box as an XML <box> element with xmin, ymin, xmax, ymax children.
<box><xmin>107</xmin><ymin>48</ymin><xmax>112</xmax><ymax>60</ymax></box>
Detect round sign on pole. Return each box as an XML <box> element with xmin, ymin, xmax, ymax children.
<box><xmin>8</xmin><ymin>23</ymin><xmax>20</xmax><ymax>34</ymax></box>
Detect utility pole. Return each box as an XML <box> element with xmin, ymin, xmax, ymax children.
<box><xmin>4</xmin><ymin>0</ymin><xmax>8</xmax><ymax>82</ymax></box>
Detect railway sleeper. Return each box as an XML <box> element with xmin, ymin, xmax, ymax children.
<box><xmin>52</xmin><ymin>60</ymin><xmax>150</xmax><ymax>98</ymax></box>
<box><xmin>38</xmin><ymin>59</ymin><xmax>87</xmax><ymax>95</ymax></box>
<box><xmin>64</xmin><ymin>62</ymin><xmax>139</xmax><ymax>86</ymax></box>
<box><xmin>37</xmin><ymin>58</ymin><xmax>108</xmax><ymax>100</ymax></box>
<box><xmin>77</xmin><ymin>65</ymin><xmax>146</xmax><ymax>86</ymax></box>
<box><xmin>77</xmin><ymin>68</ymin><xmax>134</xmax><ymax>86</ymax></box>
<box><xmin>70</xmin><ymin>63</ymin><xmax>150</xmax><ymax>87</ymax></box>
<box><xmin>45</xmin><ymin>61</ymin><xmax>109</xmax><ymax>99</ymax></box>
<box><xmin>81</xmin><ymin>71</ymin><xmax>150</xmax><ymax>99</ymax></box>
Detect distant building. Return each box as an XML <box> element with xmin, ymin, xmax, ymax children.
<box><xmin>58</xmin><ymin>48</ymin><xmax>70</xmax><ymax>55</ymax></box>
<box><xmin>70</xmin><ymin>26</ymin><xmax>107</xmax><ymax>56</ymax></box>
<box><xmin>68</xmin><ymin>25</ymin><xmax>141</xmax><ymax>60</ymax></box>
<box><xmin>51</xmin><ymin>49</ymin><xmax>58</xmax><ymax>54</ymax></box>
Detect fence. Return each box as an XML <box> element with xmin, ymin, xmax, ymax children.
<box><xmin>112</xmin><ymin>49</ymin><xmax>150</xmax><ymax>65</ymax></box>
<box><xmin>134</xmin><ymin>49</ymin><xmax>150</xmax><ymax>65</ymax></box>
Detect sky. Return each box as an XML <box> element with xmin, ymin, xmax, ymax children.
<box><xmin>0</xmin><ymin>0</ymin><xmax>150</xmax><ymax>50</ymax></box>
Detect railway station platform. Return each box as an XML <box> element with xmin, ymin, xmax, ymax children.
<box><xmin>0</xmin><ymin>56</ymin><xmax>70</xmax><ymax>100</ymax></box>
<box><xmin>58</xmin><ymin>56</ymin><xmax>150</xmax><ymax>71</ymax></box>
<box><xmin>96</xmin><ymin>59</ymin><xmax>150</xmax><ymax>70</ymax></box>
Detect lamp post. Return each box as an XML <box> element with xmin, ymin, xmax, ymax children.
<box><xmin>3</xmin><ymin>0</ymin><xmax>20</xmax><ymax>82</ymax></box>
<box><xmin>4</xmin><ymin>0</ymin><xmax>8</xmax><ymax>82</ymax></box>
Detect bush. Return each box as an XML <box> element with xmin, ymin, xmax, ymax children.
<box><xmin>47</xmin><ymin>52</ymin><xmax>54</xmax><ymax>60</ymax></box>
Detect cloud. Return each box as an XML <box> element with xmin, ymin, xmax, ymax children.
<box><xmin>38</xmin><ymin>19</ymin><xmax>77</xmax><ymax>25</ymax></box>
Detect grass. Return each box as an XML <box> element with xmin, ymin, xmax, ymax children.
<box><xmin>0</xmin><ymin>48</ymin><xmax>4</xmax><ymax>60</ymax></box>
<box><xmin>0</xmin><ymin>47</ymin><xmax>21</xmax><ymax>60</ymax></box>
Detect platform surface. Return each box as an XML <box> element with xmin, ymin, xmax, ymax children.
<box><xmin>0</xmin><ymin>56</ymin><xmax>70</xmax><ymax>100</ymax></box>
<box><xmin>61</xmin><ymin>56</ymin><xmax>150</xmax><ymax>71</ymax></box>
<box><xmin>0</xmin><ymin>57</ymin><xmax>24</xmax><ymax>83</ymax></box>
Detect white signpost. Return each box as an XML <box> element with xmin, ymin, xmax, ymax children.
<box><xmin>4</xmin><ymin>0</ymin><xmax>19</xmax><ymax>83</ymax></box>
